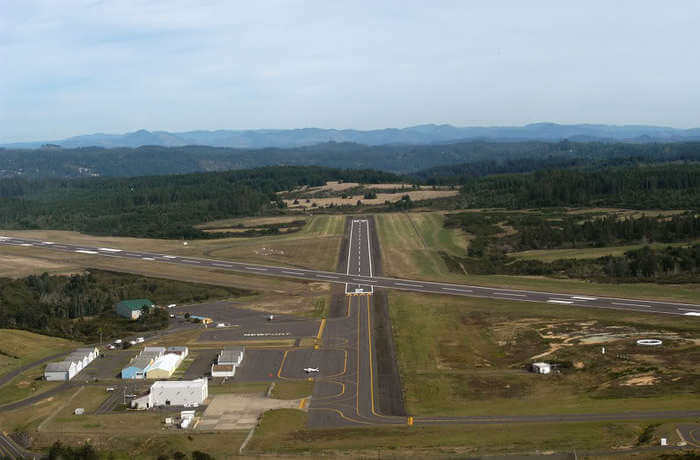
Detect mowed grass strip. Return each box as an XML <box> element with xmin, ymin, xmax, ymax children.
<box><xmin>375</xmin><ymin>212</ymin><xmax>468</xmax><ymax>280</ymax></box>
<box><xmin>249</xmin><ymin>410</ymin><xmax>674</xmax><ymax>456</ymax></box>
<box><xmin>270</xmin><ymin>380</ymin><xmax>314</xmax><ymax>400</ymax></box>
<box><xmin>389</xmin><ymin>292</ymin><xmax>700</xmax><ymax>417</ymax></box>
<box><xmin>511</xmin><ymin>239</ymin><xmax>700</xmax><ymax>262</ymax></box>
<box><xmin>0</xmin><ymin>329</ymin><xmax>79</xmax><ymax>378</ymax></box>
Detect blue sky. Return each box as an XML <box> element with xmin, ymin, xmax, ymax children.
<box><xmin>1</xmin><ymin>0</ymin><xmax>698</xmax><ymax>142</ymax></box>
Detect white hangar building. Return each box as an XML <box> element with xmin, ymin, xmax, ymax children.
<box><xmin>131</xmin><ymin>378</ymin><xmax>208</xmax><ymax>409</ymax></box>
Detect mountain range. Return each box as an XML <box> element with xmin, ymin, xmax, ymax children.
<box><xmin>4</xmin><ymin>123</ymin><xmax>700</xmax><ymax>149</ymax></box>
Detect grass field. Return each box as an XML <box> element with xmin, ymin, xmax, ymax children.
<box><xmin>0</xmin><ymin>329</ymin><xmax>79</xmax><ymax>378</ymax></box>
<box><xmin>374</xmin><ymin>211</ymin><xmax>700</xmax><ymax>303</ymax></box>
<box><xmin>375</xmin><ymin>212</ymin><xmax>469</xmax><ymax>280</ymax></box>
<box><xmin>389</xmin><ymin>292</ymin><xmax>700</xmax><ymax>417</ymax></box>
<box><xmin>247</xmin><ymin>408</ymin><xmax>688</xmax><ymax>457</ymax></box>
<box><xmin>511</xmin><ymin>240</ymin><xmax>700</xmax><ymax>262</ymax></box>
<box><xmin>285</xmin><ymin>190</ymin><xmax>458</xmax><ymax>209</ymax></box>
<box><xmin>0</xmin><ymin>366</ymin><xmax>63</xmax><ymax>406</ymax></box>
<box><xmin>270</xmin><ymin>380</ymin><xmax>314</xmax><ymax>400</ymax></box>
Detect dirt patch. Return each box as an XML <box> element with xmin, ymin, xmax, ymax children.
<box><xmin>623</xmin><ymin>375</ymin><xmax>658</xmax><ymax>386</ymax></box>
<box><xmin>198</xmin><ymin>393</ymin><xmax>304</xmax><ymax>430</ymax></box>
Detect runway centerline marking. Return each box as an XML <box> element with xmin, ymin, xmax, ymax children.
<box><xmin>612</xmin><ymin>302</ymin><xmax>651</xmax><ymax>308</ymax></box>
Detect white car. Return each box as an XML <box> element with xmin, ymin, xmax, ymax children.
<box><xmin>129</xmin><ymin>340</ymin><xmax>137</xmax><ymax>345</ymax></box>
<box><xmin>167</xmin><ymin>304</ymin><xmax>177</xmax><ymax>308</ymax></box>
<box><xmin>304</xmin><ymin>368</ymin><xmax>319</xmax><ymax>373</ymax></box>
<box><xmin>136</xmin><ymin>337</ymin><xmax>144</xmax><ymax>343</ymax></box>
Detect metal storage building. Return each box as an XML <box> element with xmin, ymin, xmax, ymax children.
<box><xmin>45</xmin><ymin>361</ymin><xmax>78</xmax><ymax>381</ymax></box>
<box><xmin>531</xmin><ymin>362</ymin><xmax>552</xmax><ymax>374</ymax></box>
<box><xmin>122</xmin><ymin>348</ymin><xmax>164</xmax><ymax>379</ymax></box>
<box><xmin>116</xmin><ymin>299</ymin><xmax>154</xmax><ymax>320</ymax></box>
<box><xmin>217</xmin><ymin>347</ymin><xmax>244</xmax><ymax>366</ymax></box>
<box><xmin>131</xmin><ymin>378</ymin><xmax>208</xmax><ymax>409</ymax></box>
<box><xmin>145</xmin><ymin>353</ymin><xmax>183</xmax><ymax>379</ymax></box>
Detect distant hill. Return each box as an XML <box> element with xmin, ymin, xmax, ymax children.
<box><xmin>5</xmin><ymin>123</ymin><xmax>700</xmax><ymax>149</ymax></box>
<box><xmin>1</xmin><ymin>140</ymin><xmax>699</xmax><ymax>179</ymax></box>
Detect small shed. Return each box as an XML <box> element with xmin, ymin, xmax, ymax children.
<box><xmin>116</xmin><ymin>299</ymin><xmax>155</xmax><ymax>320</ymax></box>
<box><xmin>531</xmin><ymin>362</ymin><xmax>552</xmax><ymax>374</ymax></box>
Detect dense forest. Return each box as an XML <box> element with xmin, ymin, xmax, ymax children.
<box><xmin>1</xmin><ymin>139</ymin><xmax>699</xmax><ymax>178</ymax></box>
<box><xmin>0</xmin><ymin>270</ymin><xmax>250</xmax><ymax>341</ymax></box>
<box><xmin>442</xmin><ymin>211</ymin><xmax>700</xmax><ymax>283</ymax></box>
<box><xmin>0</xmin><ymin>166</ymin><xmax>402</xmax><ymax>238</ymax></box>
<box><xmin>454</xmin><ymin>163</ymin><xmax>700</xmax><ymax>209</ymax></box>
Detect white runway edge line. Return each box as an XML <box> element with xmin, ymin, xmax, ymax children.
<box><xmin>98</xmin><ymin>247</ymin><xmax>122</xmax><ymax>252</ymax></box>
<box><xmin>441</xmin><ymin>287</ymin><xmax>473</xmax><ymax>293</ymax></box>
<box><xmin>571</xmin><ymin>296</ymin><xmax>598</xmax><ymax>301</ymax></box>
<box><xmin>162</xmin><ymin>255</ymin><xmax>177</xmax><ymax>259</ymax></box>
<box><xmin>142</xmin><ymin>257</ymin><xmax>155</xmax><ymax>261</ymax></box>
<box><xmin>75</xmin><ymin>250</ymin><xmax>98</xmax><ymax>254</ymax></box>
<box><xmin>612</xmin><ymin>302</ymin><xmax>651</xmax><ymax>308</ymax></box>
<box><xmin>685</xmin><ymin>312</ymin><xmax>700</xmax><ymax>316</ymax></box>
<box><xmin>547</xmin><ymin>299</ymin><xmax>573</xmax><ymax>304</ymax></box>
<box><xmin>395</xmin><ymin>282</ymin><xmax>424</xmax><ymax>288</ymax></box>
<box><xmin>245</xmin><ymin>267</ymin><xmax>267</xmax><ymax>271</ymax></box>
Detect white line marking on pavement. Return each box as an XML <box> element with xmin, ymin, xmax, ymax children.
<box><xmin>572</xmin><ymin>296</ymin><xmax>598</xmax><ymax>301</ymax></box>
<box><xmin>125</xmin><ymin>253</ymin><xmax>140</xmax><ymax>256</ymax></box>
<box><xmin>213</xmin><ymin>263</ymin><xmax>232</xmax><ymax>268</ymax></box>
<box><xmin>612</xmin><ymin>302</ymin><xmax>651</xmax><ymax>308</ymax></box>
<box><xmin>495</xmin><ymin>292</ymin><xmax>526</xmax><ymax>297</ymax></box>
<box><xmin>441</xmin><ymin>288</ymin><xmax>473</xmax><ymax>293</ymax></box>
<box><xmin>395</xmin><ymin>282</ymin><xmax>424</xmax><ymax>288</ymax></box>
<box><xmin>98</xmin><ymin>247</ymin><xmax>122</xmax><ymax>252</ymax></box>
<box><xmin>246</xmin><ymin>267</ymin><xmax>267</xmax><ymax>271</ymax></box>
<box><xmin>162</xmin><ymin>255</ymin><xmax>177</xmax><ymax>259</ymax></box>
<box><xmin>282</xmin><ymin>271</ymin><xmax>304</xmax><ymax>275</ymax></box>
<box><xmin>42</xmin><ymin>241</ymin><xmax>55</xmax><ymax>244</ymax></box>
<box><xmin>548</xmin><ymin>299</ymin><xmax>573</xmax><ymax>304</ymax></box>
<box><xmin>75</xmin><ymin>250</ymin><xmax>98</xmax><ymax>254</ymax></box>
<box><xmin>142</xmin><ymin>257</ymin><xmax>154</xmax><ymax>261</ymax></box>
<box><xmin>684</xmin><ymin>312</ymin><xmax>700</xmax><ymax>316</ymax></box>
<box><xmin>352</xmin><ymin>278</ymin><xmax>375</xmax><ymax>283</ymax></box>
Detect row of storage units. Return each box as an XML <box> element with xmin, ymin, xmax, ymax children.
<box><xmin>44</xmin><ymin>347</ymin><xmax>100</xmax><ymax>381</ymax></box>
<box><xmin>121</xmin><ymin>346</ymin><xmax>189</xmax><ymax>379</ymax></box>
<box><xmin>131</xmin><ymin>378</ymin><xmax>208</xmax><ymax>410</ymax></box>
<box><xmin>210</xmin><ymin>346</ymin><xmax>245</xmax><ymax>378</ymax></box>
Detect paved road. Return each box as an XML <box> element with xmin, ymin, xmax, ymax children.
<box><xmin>1</xmin><ymin>235</ymin><xmax>698</xmax><ymax>317</ymax></box>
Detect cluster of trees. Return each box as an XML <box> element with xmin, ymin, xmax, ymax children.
<box><xmin>0</xmin><ymin>166</ymin><xmax>403</xmax><ymax>238</ymax></box>
<box><xmin>0</xmin><ymin>270</ymin><xmax>249</xmax><ymax>341</ymax></box>
<box><xmin>455</xmin><ymin>163</ymin><xmax>700</xmax><ymax>209</ymax></box>
<box><xmin>47</xmin><ymin>442</ymin><xmax>214</xmax><ymax>460</ymax></box>
<box><xmin>442</xmin><ymin>211</ymin><xmax>700</xmax><ymax>283</ymax></box>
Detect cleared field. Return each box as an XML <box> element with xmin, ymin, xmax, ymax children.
<box><xmin>389</xmin><ymin>292</ymin><xmax>700</xmax><ymax>418</ymax></box>
<box><xmin>248</xmin><ymin>408</ymin><xmax>679</xmax><ymax>456</ymax></box>
<box><xmin>375</xmin><ymin>212</ymin><xmax>469</xmax><ymax>281</ymax></box>
<box><xmin>0</xmin><ymin>329</ymin><xmax>79</xmax><ymax>378</ymax></box>
<box><xmin>270</xmin><ymin>380</ymin><xmax>314</xmax><ymax>400</ymax></box>
<box><xmin>512</xmin><ymin>240</ymin><xmax>699</xmax><ymax>262</ymax></box>
<box><xmin>285</xmin><ymin>190</ymin><xmax>458</xmax><ymax>209</ymax></box>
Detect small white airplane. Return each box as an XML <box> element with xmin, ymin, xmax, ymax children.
<box><xmin>304</xmin><ymin>368</ymin><xmax>319</xmax><ymax>373</ymax></box>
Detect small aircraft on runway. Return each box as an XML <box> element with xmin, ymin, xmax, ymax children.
<box><xmin>304</xmin><ymin>367</ymin><xmax>319</xmax><ymax>373</ymax></box>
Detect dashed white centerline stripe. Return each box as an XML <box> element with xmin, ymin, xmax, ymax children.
<box><xmin>282</xmin><ymin>271</ymin><xmax>304</xmax><ymax>275</ymax></box>
<box><xmin>75</xmin><ymin>250</ymin><xmax>98</xmax><ymax>254</ymax></box>
<box><xmin>142</xmin><ymin>257</ymin><xmax>154</xmax><ymax>261</ymax></box>
<box><xmin>572</xmin><ymin>296</ymin><xmax>598</xmax><ymax>301</ymax></box>
<box><xmin>441</xmin><ymin>288</ymin><xmax>473</xmax><ymax>293</ymax></box>
<box><xmin>246</xmin><ymin>267</ymin><xmax>267</xmax><ymax>271</ymax></box>
<box><xmin>396</xmin><ymin>282</ymin><xmax>424</xmax><ymax>288</ymax></box>
<box><xmin>213</xmin><ymin>263</ymin><xmax>232</xmax><ymax>268</ymax></box>
<box><xmin>548</xmin><ymin>299</ymin><xmax>573</xmax><ymax>304</ymax></box>
<box><xmin>318</xmin><ymin>275</ymin><xmax>338</xmax><ymax>279</ymax></box>
<box><xmin>612</xmin><ymin>302</ymin><xmax>651</xmax><ymax>308</ymax></box>
<box><xmin>495</xmin><ymin>292</ymin><xmax>526</xmax><ymax>297</ymax></box>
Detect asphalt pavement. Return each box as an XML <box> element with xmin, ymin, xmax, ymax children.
<box><xmin>1</xmin><ymin>234</ymin><xmax>698</xmax><ymax>317</ymax></box>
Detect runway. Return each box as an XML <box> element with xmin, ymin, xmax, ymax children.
<box><xmin>1</xmin><ymin>234</ymin><xmax>698</xmax><ymax>317</ymax></box>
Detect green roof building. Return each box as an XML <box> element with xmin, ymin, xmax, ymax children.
<box><xmin>116</xmin><ymin>299</ymin><xmax>154</xmax><ymax>320</ymax></box>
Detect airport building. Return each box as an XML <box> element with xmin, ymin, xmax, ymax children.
<box><xmin>116</xmin><ymin>299</ymin><xmax>155</xmax><ymax>320</ymax></box>
<box><xmin>131</xmin><ymin>378</ymin><xmax>208</xmax><ymax>409</ymax></box>
<box><xmin>122</xmin><ymin>347</ymin><xmax>166</xmax><ymax>379</ymax></box>
<box><xmin>44</xmin><ymin>346</ymin><xmax>99</xmax><ymax>381</ymax></box>
<box><xmin>210</xmin><ymin>346</ymin><xmax>245</xmax><ymax>378</ymax></box>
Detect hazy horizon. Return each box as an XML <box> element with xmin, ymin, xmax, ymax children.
<box><xmin>2</xmin><ymin>1</ymin><xmax>699</xmax><ymax>142</ymax></box>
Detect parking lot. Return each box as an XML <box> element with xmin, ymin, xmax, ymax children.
<box><xmin>80</xmin><ymin>350</ymin><xmax>136</xmax><ymax>381</ymax></box>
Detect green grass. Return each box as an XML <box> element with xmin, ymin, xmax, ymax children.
<box><xmin>208</xmin><ymin>381</ymin><xmax>270</xmax><ymax>395</ymax></box>
<box><xmin>388</xmin><ymin>292</ymin><xmax>700</xmax><ymax>417</ymax></box>
<box><xmin>302</xmin><ymin>215</ymin><xmax>345</xmax><ymax>237</ymax></box>
<box><xmin>0</xmin><ymin>329</ymin><xmax>79</xmax><ymax>378</ymax></box>
<box><xmin>270</xmin><ymin>381</ymin><xmax>314</xmax><ymax>400</ymax></box>
<box><xmin>247</xmin><ymin>412</ymin><xmax>691</xmax><ymax>456</ymax></box>
<box><xmin>511</xmin><ymin>240</ymin><xmax>700</xmax><ymax>262</ymax></box>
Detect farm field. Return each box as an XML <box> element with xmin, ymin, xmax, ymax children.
<box><xmin>389</xmin><ymin>292</ymin><xmax>700</xmax><ymax>417</ymax></box>
<box><xmin>0</xmin><ymin>329</ymin><xmax>79</xmax><ymax>378</ymax></box>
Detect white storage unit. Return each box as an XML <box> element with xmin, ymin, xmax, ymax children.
<box><xmin>531</xmin><ymin>362</ymin><xmax>552</xmax><ymax>374</ymax></box>
<box><xmin>44</xmin><ymin>361</ymin><xmax>78</xmax><ymax>381</ymax></box>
